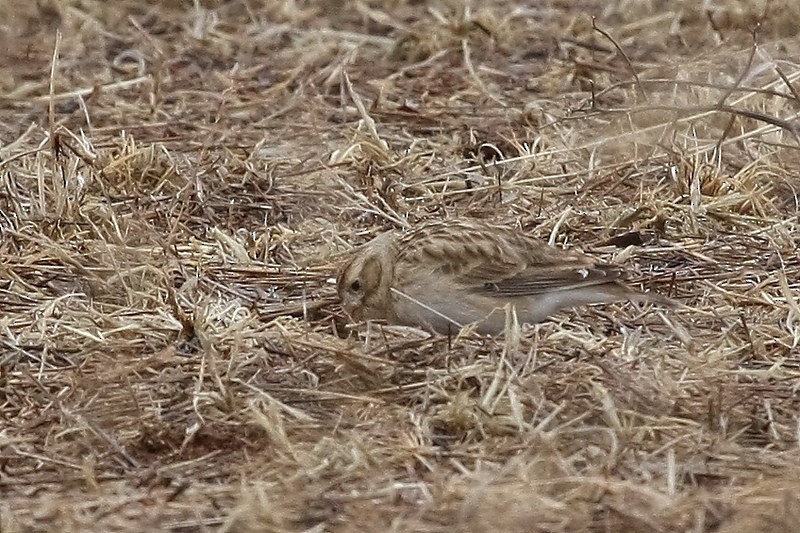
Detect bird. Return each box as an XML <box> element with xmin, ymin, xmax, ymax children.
<box><xmin>336</xmin><ymin>219</ymin><xmax>675</xmax><ymax>335</ymax></box>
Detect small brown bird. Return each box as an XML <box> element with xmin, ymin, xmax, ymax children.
<box><xmin>337</xmin><ymin>219</ymin><xmax>674</xmax><ymax>335</ymax></box>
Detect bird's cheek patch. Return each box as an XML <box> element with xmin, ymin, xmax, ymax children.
<box><xmin>360</xmin><ymin>257</ymin><xmax>383</xmax><ymax>292</ymax></box>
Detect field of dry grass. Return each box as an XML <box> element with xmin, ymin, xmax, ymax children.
<box><xmin>2</xmin><ymin>1</ymin><xmax>800</xmax><ymax>531</ymax></box>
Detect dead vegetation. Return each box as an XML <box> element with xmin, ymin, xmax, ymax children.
<box><xmin>1</xmin><ymin>0</ymin><xmax>800</xmax><ymax>531</ymax></box>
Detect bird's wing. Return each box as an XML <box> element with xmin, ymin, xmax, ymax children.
<box><xmin>453</xmin><ymin>244</ymin><xmax>625</xmax><ymax>297</ymax></box>
<box><xmin>396</xmin><ymin>220</ymin><xmax>625</xmax><ymax>299</ymax></box>
<box><xmin>463</xmin><ymin>261</ymin><xmax>624</xmax><ymax>296</ymax></box>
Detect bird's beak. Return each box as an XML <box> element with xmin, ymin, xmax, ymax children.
<box><xmin>340</xmin><ymin>299</ymin><xmax>361</xmax><ymax>322</ymax></box>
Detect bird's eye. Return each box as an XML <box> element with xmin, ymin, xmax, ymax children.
<box><xmin>350</xmin><ymin>280</ymin><xmax>362</xmax><ymax>292</ymax></box>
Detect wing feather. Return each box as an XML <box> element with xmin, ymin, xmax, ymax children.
<box><xmin>396</xmin><ymin>219</ymin><xmax>626</xmax><ymax>299</ymax></box>
<box><xmin>469</xmin><ymin>263</ymin><xmax>624</xmax><ymax>296</ymax></box>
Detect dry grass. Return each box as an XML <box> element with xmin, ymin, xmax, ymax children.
<box><xmin>2</xmin><ymin>0</ymin><xmax>800</xmax><ymax>531</ymax></box>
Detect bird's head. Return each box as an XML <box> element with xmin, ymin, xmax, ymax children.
<box><xmin>336</xmin><ymin>231</ymin><xmax>397</xmax><ymax>321</ymax></box>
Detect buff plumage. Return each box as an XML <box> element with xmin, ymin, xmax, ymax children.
<box><xmin>337</xmin><ymin>219</ymin><xmax>673</xmax><ymax>335</ymax></box>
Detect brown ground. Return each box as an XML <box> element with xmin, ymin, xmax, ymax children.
<box><xmin>2</xmin><ymin>1</ymin><xmax>800</xmax><ymax>531</ymax></box>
